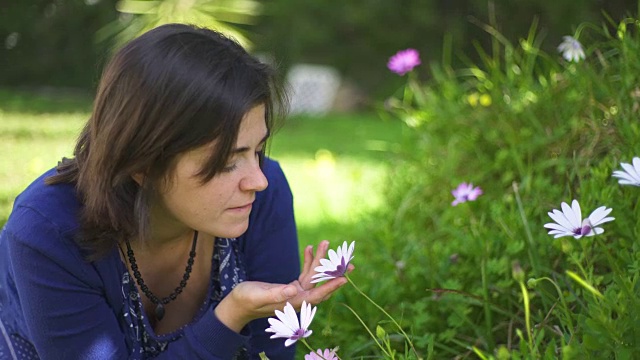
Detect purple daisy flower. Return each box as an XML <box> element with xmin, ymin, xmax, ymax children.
<box><xmin>387</xmin><ymin>48</ymin><xmax>421</xmax><ymax>75</ymax></box>
<box><xmin>451</xmin><ymin>182</ymin><xmax>483</xmax><ymax>206</ymax></box>
<box><xmin>305</xmin><ymin>348</ymin><xmax>339</xmax><ymax>360</ymax></box>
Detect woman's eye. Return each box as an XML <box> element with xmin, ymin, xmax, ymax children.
<box><xmin>222</xmin><ymin>163</ymin><xmax>238</xmax><ymax>172</ymax></box>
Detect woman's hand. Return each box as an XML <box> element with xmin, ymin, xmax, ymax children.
<box><xmin>214</xmin><ymin>240</ymin><xmax>354</xmax><ymax>332</ymax></box>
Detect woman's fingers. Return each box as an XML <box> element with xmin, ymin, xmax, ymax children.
<box><xmin>301</xmin><ymin>245</ymin><xmax>314</xmax><ymax>274</ymax></box>
<box><xmin>301</xmin><ymin>276</ymin><xmax>347</xmax><ymax>305</ymax></box>
<box><xmin>298</xmin><ymin>240</ymin><xmax>330</xmax><ymax>287</ymax></box>
<box><xmin>312</xmin><ymin>240</ymin><xmax>330</xmax><ymax>270</ymax></box>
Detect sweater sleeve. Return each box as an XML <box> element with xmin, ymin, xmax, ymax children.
<box><xmin>4</xmin><ymin>206</ymin><xmax>247</xmax><ymax>360</ymax></box>
<box><xmin>240</xmin><ymin>159</ymin><xmax>300</xmax><ymax>359</ymax></box>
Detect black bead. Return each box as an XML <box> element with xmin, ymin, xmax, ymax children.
<box><xmin>155</xmin><ymin>304</ymin><xmax>165</xmax><ymax>321</ymax></box>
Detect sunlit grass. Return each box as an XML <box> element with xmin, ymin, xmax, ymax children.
<box><xmin>0</xmin><ymin>111</ymin><xmax>85</xmax><ymax>223</ymax></box>
<box><xmin>269</xmin><ymin>113</ymin><xmax>403</xmax><ymax>245</ymax></box>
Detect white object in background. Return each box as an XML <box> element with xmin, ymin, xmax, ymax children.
<box><xmin>286</xmin><ymin>64</ymin><xmax>341</xmax><ymax>116</ymax></box>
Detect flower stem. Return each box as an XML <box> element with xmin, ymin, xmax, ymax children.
<box><xmin>300</xmin><ymin>339</ymin><xmax>316</xmax><ymax>355</ymax></box>
<box><xmin>518</xmin><ymin>279</ymin><xmax>535</xmax><ymax>354</ymax></box>
<box><xmin>345</xmin><ymin>274</ymin><xmax>419</xmax><ymax>358</ymax></box>
<box><xmin>480</xmin><ymin>260</ymin><xmax>495</xmax><ymax>351</ymax></box>
<box><xmin>512</xmin><ymin>181</ymin><xmax>540</xmax><ymax>274</ymax></box>
<box><xmin>535</xmin><ymin>277</ymin><xmax>575</xmax><ymax>337</ymax></box>
<box><xmin>339</xmin><ymin>303</ymin><xmax>391</xmax><ymax>358</ymax></box>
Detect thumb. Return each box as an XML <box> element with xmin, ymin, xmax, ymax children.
<box><xmin>280</xmin><ymin>285</ymin><xmax>298</xmax><ymax>300</ymax></box>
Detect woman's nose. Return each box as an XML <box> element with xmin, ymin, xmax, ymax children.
<box><xmin>241</xmin><ymin>162</ymin><xmax>268</xmax><ymax>192</ymax></box>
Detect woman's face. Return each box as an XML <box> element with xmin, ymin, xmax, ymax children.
<box><xmin>153</xmin><ymin>104</ymin><xmax>269</xmax><ymax>239</ymax></box>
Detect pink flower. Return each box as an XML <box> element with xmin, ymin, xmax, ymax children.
<box><xmin>305</xmin><ymin>348</ymin><xmax>339</xmax><ymax>360</ymax></box>
<box><xmin>387</xmin><ymin>48</ymin><xmax>421</xmax><ymax>75</ymax></box>
<box><xmin>451</xmin><ymin>182</ymin><xmax>482</xmax><ymax>206</ymax></box>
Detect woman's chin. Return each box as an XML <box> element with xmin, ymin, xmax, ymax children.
<box><xmin>212</xmin><ymin>223</ymin><xmax>249</xmax><ymax>239</ymax></box>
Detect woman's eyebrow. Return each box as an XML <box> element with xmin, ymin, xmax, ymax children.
<box><xmin>230</xmin><ymin>131</ymin><xmax>270</xmax><ymax>154</ymax></box>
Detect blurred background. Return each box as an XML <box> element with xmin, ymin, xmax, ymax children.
<box><xmin>3</xmin><ymin>1</ymin><xmax>640</xmax><ymax>358</ymax></box>
<box><xmin>0</xmin><ymin>0</ymin><xmax>635</xmax><ymax>99</ymax></box>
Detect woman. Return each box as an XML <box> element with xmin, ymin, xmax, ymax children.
<box><xmin>0</xmin><ymin>24</ymin><xmax>346</xmax><ymax>359</ymax></box>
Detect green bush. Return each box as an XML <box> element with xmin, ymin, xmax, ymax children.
<box><xmin>308</xmin><ymin>7</ymin><xmax>640</xmax><ymax>359</ymax></box>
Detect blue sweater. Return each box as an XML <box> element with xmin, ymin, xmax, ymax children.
<box><xmin>0</xmin><ymin>158</ymin><xmax>300</xmax><ymax>359</ymax></box>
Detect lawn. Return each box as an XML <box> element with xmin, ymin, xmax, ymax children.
<box><xmin>0</xmin><ymin>88</ymin><xmax>404</xmax><ymax>249</ymax></box>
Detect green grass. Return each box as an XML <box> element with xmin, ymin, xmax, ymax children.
<box><xmin>269</xmin><ymin>113</ymin><xmax>404</xmax><ymax>245</ymax></box>
<box><xmin>0</xmin><ymin>89</ymin><xmax>404</xmax><ymax>247</ymax></box>
<box><xmin>0</xmin><ymin>89</ymin><xmax>88</xmax><ymax>224</ymax></box>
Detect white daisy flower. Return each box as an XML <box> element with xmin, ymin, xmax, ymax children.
<box><xmin>310</xmin><ymin>241</ymin><xmax>355</xmax><ymax>283</ymax></box>
<box><xmin>612</xmin><ymin>157</ymin><xmax>640</xmax><ymax>186</ymax></box>
<box><xmin>543</xmin><ymin>200</ymin><xmax>614</xmax><ymax>239</ymax></box>
<box><xmin>265</xmin><ymin>301</ymin><xmax>316</xmax><ymax>347</ymax></box>
<box><xmin>557</xmin><ymin>36</ymin><xmax>585</xmax><ymax>62</ymax></box>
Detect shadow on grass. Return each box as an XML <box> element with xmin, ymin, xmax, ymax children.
<box><xmin>270</xmin><ymin>113</ymin><xmax>405</xmax><ymax>161</ymax></box>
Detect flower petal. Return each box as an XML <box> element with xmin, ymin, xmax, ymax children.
<box><xmin>327</xmin><ymin>249</ymin><xmax>339</xmax><ymax>265</ymax></box>
<box><xmin>544</xmin><ymin>222</ymin><xmax>571</xmax><ymax>231</ymax></box>
<box><xmin>612</xmin><ymin>170</ymin><xmax>639</xmax><ymax>184</ymax></box>
<box><xmin>283</xmin><ymin>302</ymin><xmax>301</xmax><ymax>330</ymax></box>
<box><xmin>554</xmin><ymin>232</ymin><xmax>573</xmax><ymax>239</ymax></box>
<box><xmin>310</xmin><ymin>274</ymin><xmax>335</xmax><ymax>283</ymax></box>
<box><xmin>284</xmin><ymin>338</ymin><xmax>298</xmax><ymax>347</ymax></box>
<box><xmin>300</xmin><ymin>301</ymin><xmax>317</xmax><ymax>330</ymax></box>
<box><xmin>548</xmin><ymin>209</ymin><xmax>574</xmax><ymax>230</ymax></box>
<box><xmin>584</xmin><ymin>227</ymin><xmax>605</xmax><ymax>236</ymax></box>
<box><xmin>587</xmin><ymin>206</ymin><xmax>614</xmax><ymax>226</ymax></box>
<box><xmin>621</xmin><ymin>162</ymin><xmax>640</xmax><ymax>182</ymax></box>
<box><xmin>347</xmin><ymin>241</ymin><xmax>355</xmax><ymax>262</ymax></box>
<box><xmin>633</xmin><ymin>157</ymin><xmax>640</xmax><ymax>172</ymax></box>
<box><xmin>569</xmin><ymin>200</ymin><xmax>583</xmax><ymax>227</ymax></box>
<box><xmin>266</xmin><ymin>317</ymin><xmax>294</xmax><ymax>337</ymax></box>
<box><xmin>317</xmin><ymin>258</ymin><xmax>335</xmax><ymax>269</ymax></box>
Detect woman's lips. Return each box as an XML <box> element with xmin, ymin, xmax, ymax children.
<box><xmin>228</xmin><ymin>203</ymin><xmax>253</xmax><ymax>213</ymax></box>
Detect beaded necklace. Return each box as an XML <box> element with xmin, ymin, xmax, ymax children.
<box><xmin>123</xmin><ymin>231</ymin><xmax>198</xmax><ymax>321</ymax></box>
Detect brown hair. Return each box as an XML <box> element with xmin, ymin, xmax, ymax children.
<box><xmin>47</xmin><ymin>23</ymin><xmax>286</xmax><ymax>259</ymax></box>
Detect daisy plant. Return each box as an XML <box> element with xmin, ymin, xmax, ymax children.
<box><xmin>543</xmin><ymin>200</ymin><xmax>614</xmax><ymax>239</ymax></box>
<box><xmin>612</xmin><ymin>157</ymin><xmax>640</xmax><ymax>186</ymax></box>
<box><xmin>312</xmin><ymin>241</ymin><xmax>420</xmax><ymax>358</ymax></box>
